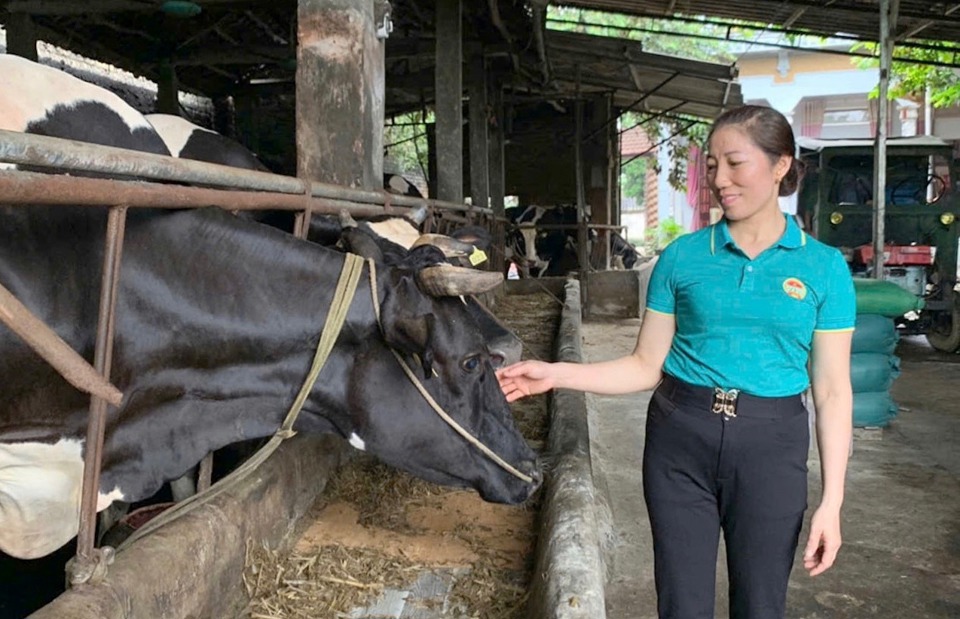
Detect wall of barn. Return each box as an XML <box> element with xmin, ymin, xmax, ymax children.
<box><xmin>504</xmin><ymin>95</ymin><xmax>613</xmax><ymax>222</ymax></box>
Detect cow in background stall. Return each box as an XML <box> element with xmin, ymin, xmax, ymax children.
<box><xmin>504</xmin><ymin>204</ymin><xmax>580</xmax><ymax>277</ymax></box>
<box><xmin>0</xmin><ymin>55</ymin><xmax>541</xmax><ymax>560</ymax></box>
<box><xmin>504</xmin><ymin>204</ymin><xmax>644</xmax><ymax>277</ymax></box>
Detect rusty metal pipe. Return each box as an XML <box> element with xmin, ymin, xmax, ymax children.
<box><xmin>0</xmin><ymin>130</ymin><xmax>489</xmax><ymax>215</ymax></box>
<box><xmin>0</xmin><ymin>171</ymin><xmax>404</xmax><ymax>218</ymax></box>
<box><xmin>0</xmin><ymin>282</ymin><xmax>122</xmax><ymax>406</ymax></box>
<box><xmin>75</xmin><ymin>206</ymin><xmax>126</xmax><ymax>569</ymax></box>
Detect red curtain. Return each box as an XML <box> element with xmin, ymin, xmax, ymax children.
<box><xmin>798</xmin><ymin>98</ymin><xmax>825</xmax><ymax>137</ymax></box>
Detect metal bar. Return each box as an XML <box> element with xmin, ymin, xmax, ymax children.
<box><xmin>0</xmin><ymin>171</ymin><xmax>421</xmax><ymax>217</ymax></box>
<box><xmin>0</xmin><ymin>282</ymin><xmax>122</xmax><ymax>406</ymax></box>
<box><xmin>0</xmin><ymin>130</ymin><xmax>488</xmax><ymax>215</ymax></box>
<box><xmin>872</xmin><ymin>0</ymin><xmax>900</xmax><ymax>280</ymax></box>
<box><xmin>76</xmin><ymin>206</ymin><xmax>127</xmax><ymax>567</ymax></box>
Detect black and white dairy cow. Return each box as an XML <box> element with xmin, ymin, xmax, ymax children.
<box><xmin>145</xmin><ymin>113</ymin><xmax>521</xmax><ymax>366</ymax></box>
<box><xmin>0</xmin><ymin>55</ymin><xmax>540</xmax><ymax>560</ymax></box>
<box><xmin>504</xmin><ymin>204</ymin><xmax>580</xmax><ymax>277</ymax></box>
<box><xmin>148</xmin><ymin>113</ymin><xmax>423</xmax><ymax>199</ymax></box>
<box><xmin>504</xmin><ymin>204</ymin><xmax>642</xmax><ymax>276</ymax></box>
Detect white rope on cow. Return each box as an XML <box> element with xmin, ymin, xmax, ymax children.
<box><xmin>365</xmin><ymin>259</ymin><xmax>535</xmax><ymax>485</ymax></box>
<box><xmin>115</xmin><ymin>253</ymin><xmax>367</xmax><ymax>552</ymax></box>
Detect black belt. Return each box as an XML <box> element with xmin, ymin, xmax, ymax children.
<box><xmin>658</xmin><ymin>374</ymin><xmax>802</xmax><ymax>420</ymax></box>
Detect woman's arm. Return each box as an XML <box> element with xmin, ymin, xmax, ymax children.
<box><xmin>496</xmin><ymin>310</ymin><xmax>676</xmax><ymax>402</ymax></box>
<box><xmin>803</xmin><ymin>328</ymin><xmax>854</xmax><ymax>576</ymax></box>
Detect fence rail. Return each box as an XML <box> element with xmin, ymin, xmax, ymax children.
<box><xmin>0</xmin><ymin>130</ymin><xmax>497</xmax><ymax>585</ymax></box>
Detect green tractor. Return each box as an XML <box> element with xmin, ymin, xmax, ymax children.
<box><xmin>796</xmin><ymin>136</ymin><xmax>960</xmax><ymax>353</ymax></box>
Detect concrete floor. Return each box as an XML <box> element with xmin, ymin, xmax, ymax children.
<box><xmin>583</xmin><ymin>322</ymin><xmax>960</xmax><ymax>619</ymax></box>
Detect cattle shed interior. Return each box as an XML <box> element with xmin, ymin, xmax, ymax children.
<box><xmin>0</xmin><ymin>0</ymin><xmax>741</xmax><ymax>236</ymax></box>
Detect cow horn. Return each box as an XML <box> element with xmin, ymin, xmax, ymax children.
<box><xmin>412</xmin><ymin>233</ymin><xmax>476</xmax><ymax>258</ymax></box>
<box><xmin>407</xmin><ymin>205</ymin><xmax>429</xmax><ymax>225</ymax></box>
<box><xmin>339</xmin><ymin>209</ymin><xmax>358</xmax><ymax>228</ymax></box>
<box><xmin>417</xmin><ymin>264</ymin><xmax>503</xmax><ymax>296</ymax></box>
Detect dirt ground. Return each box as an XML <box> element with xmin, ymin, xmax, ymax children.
<box><xmin>583</xmin><ymin>320</ymin><xmax>960</xmax><ymax>619</ymax></box>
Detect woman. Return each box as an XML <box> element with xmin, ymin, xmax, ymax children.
<box><xmin>497</xmin><ymin>105</ymin><xmax>855</xmax><ymax>619</ymax></box>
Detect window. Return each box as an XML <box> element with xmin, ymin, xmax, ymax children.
<box><xmin>821</xmin><ymin>109</ymin><xmax>872</xmax><ymax>139</ymax></box>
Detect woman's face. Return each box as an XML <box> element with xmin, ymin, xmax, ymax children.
<box><xmin>706</xmin><ymin>125</ymin><xmax>790</xmax><ymax>222</ymax></box>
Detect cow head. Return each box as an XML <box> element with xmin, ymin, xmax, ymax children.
<box><xmin>344</xmin><ymin>245</ymin><xmax>540</xmax><ymax>503</ymax></box>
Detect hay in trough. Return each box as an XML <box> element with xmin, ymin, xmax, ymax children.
<box><xmin>242</xmin><ymin>540</ymin><xmax>423</xmax><ymax>618</ymax></box>
<box><xmin>242</xmin><ymin>291</ymin><xmax>557</xmax><ymax>618</ymax></box>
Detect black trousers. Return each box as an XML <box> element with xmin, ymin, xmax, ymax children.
<box><xmin>642</xmin><ymin>374</ymin><xmax>809</xmax><ymax>619</ymax></box>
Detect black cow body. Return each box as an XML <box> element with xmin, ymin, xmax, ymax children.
<box><xmin>0</xmin><ymin>56</ymin><xmax>539</xmax><ymax>560</ymax></box>
<box><xmin>383</xmin><ymin>172</ymin><xmax>423</xmax><ymax>197</ymax></box>
<box><xmin>146</xmin><ymin>114</ymin><xmax>270</xmax><ymax>171</ymax></box>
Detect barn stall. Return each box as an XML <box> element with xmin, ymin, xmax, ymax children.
<box><xmin>0</xmin><ymin>1</ymin><xmax>738</xmax><ymax>617</ymax></box>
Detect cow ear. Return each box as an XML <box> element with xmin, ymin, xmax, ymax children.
<box><xmin>341</xmin><ymin>227</ymin><xmax>385</xmax><ymax>262</ymax></box>
<box><xmin>380</xmin><ymin>275</ymin><xmax>434</xmax><ymax>358</ymax></box>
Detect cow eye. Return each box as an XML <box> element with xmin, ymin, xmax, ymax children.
<box><xmin>461</xmin><ymin>355</ymin><xmax>481</xmax><ymax>373</ymax></box>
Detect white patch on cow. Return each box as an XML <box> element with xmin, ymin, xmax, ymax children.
<box><xmin>146</xmin><ymin>113</ymin><xmax>216</xmax><ymax>157</ymax></box>
<box><xmin>0</xmin><ymin>438</ymin><xmax>125</xmax><ymax>559</ymax></box>
<box><xmin>368</xmin><ymin>218</ymin><xmax>420</xmax><ymax>250</ymax></box>
<box><xmin>387</xmin><ymin>174</ymin><xmax>410</xmax><ymax>194</ymax></box>
<box><xmin>0</xmin><ymin>55</ymin><xmax>154</xmax><ymax>134</ymax></box>
<box><xmin>348</xmin><ymin>432</ymin><xmax>366</xmax><ymax>451</ymax></box>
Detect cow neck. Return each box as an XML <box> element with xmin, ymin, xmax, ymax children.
<box><xmin>365</xmin><ymin>261</ymin><xmax>534</xmax><ymax>485</ymax></box>
<box><xmin>116</xmin><ymin>252</ymin><xmax>367</xmax><ymax>552</ymax></box>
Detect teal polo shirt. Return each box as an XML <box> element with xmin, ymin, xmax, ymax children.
<box><xmin>646</xmin><ymin>215</ymin><xmax>856</xmax><ymax>397</ymax></box>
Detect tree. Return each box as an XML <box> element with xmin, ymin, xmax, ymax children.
<box><xmin>853</xmin><ymin>42</ymin><xmax>960</xmax><ymax>108</ymax></box>
<box><xmin>383</xmin><ymin>110</ymin><xmax>432</xmax><ymax>182</ymax></box>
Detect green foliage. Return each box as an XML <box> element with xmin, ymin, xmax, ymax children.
<box><xmin>548</xmin><ymin>7</ymin><xmax>739</xmax><ymax>63</ymax></box>
<box><xmin>383</xmin><ymin>110</ymin><xmax>432</xmax><ymax>179</ymax></box>
<box><xmin>852</xmin><ymin>41</ymin><xmax>960</xmax><ymax>108</ymax></box>
<box><xmin>623</xmin><ymin>112</ymin><xmax>709</xmax><ymax>193</ymax></box>
<box><xmin>620</xmin><ymin>155</ymin><xmax>647</xmax><ymax>205</ymax></box>
<box><xmin>643</xmin><ymin>217</ymin><xmax>687</xmax><ymax>253</ymax></box>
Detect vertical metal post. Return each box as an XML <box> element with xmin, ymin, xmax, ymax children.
<box><xmin>872</xmin><ymin>0</ymin><xmax>900</xmax><ymax>279</ymax></box>
<box><xmin>75</xmin><ymin>206</ymin><xmax>127</xmax><ymax>578</ymax></box>
<box><xmin>157</xmin><ymin>63</ymin><xmax>180</xmax><ymax>116</ymax></box>
<box><xmin>469</xmin><ymin>51</ymin><xmax>490</xmax><ymax>210</ymax></box>
<box><xmin>575</xmin><ymin>66</ymin><xmax>589</xmax><ymax>307</ymax></box>
<box><xmin>435</xmin><ymin>0</ymin><xmax>463</xmax><ymax>203</ymax></box>
<box><xmin>7</xmin><ymin>12</ymin><xmax>39</xmax><ymax>62</ymax></box>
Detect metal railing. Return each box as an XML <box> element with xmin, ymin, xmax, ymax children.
<box><xmin>0</xmin><ymin>130</ymin><xmax>498</xmax><ymax>585</ymax></box>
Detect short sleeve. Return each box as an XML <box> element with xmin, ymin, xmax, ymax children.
<box><xmin>645</xmin><ymin>239</ymin><xmax>680</xmax><ymax>315</ymax></box>
<box><xmin>815</xmin><ymin>249</ymin><xmax>856</xmax><ymax>331</ymax></box>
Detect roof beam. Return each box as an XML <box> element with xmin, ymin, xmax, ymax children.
<box><xmin>897</xmin><ymin>3</ymin><xmax>960</xmax><ymax>41</ymax></box>
<box><xmin>5</xmin><ymin>0</ymin><xmax>262</xmax><ymax>14</ymax></box>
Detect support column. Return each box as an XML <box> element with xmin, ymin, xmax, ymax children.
<box><xmin>156</xmin><ymin>63</ymin><xmax>179</xmax><ymax>115</ymax></box>
<box><xmin>213</xmin><ymin>95</ymin><xmax>237</xmax><ymax>139</ymax></box>
<box><xmin>296</xmin><ymin>0</ymin><xmax>384</xmax><ymax>189</ymax></box>
<box><xmin>468</xmin><ymin>52</ymin><xmax>489</xmax><ymax>209</ymax></box>
<box><xmin>488</xmin><ymin>76</ymin><xmax>506</xmax><ymax>218</ymax></box>
<box><xmin>435</xmin><ymin>0</ymin><xmax>463</xmax><ymax>203</ymax></box>
<box><xmin>872</xmin><ymin>0</ymin><xmax>900</xmax><ymax>279</ymax></box>
<box><xmin>7</xmin><ymin>12</ymin><xmax>39</xmax><ymax>62</ymax></box>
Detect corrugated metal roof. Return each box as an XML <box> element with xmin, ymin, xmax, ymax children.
<box><xmin>544</xmin><ymin>30</ymin><xmax>742</xmax><ymax>119</ymax></box>
<box><xmin>553</xmin><ymin>1</ymin><xmax>960</xmax><ymax>50</ymax></box>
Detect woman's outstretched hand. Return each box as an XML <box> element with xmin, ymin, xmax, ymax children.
<box><xmin>496</xmin><ymin>360</ymin><xmax>558</xmax><ymax>402</ymax></box>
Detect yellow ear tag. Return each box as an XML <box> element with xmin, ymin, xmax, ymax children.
<box><xmin>469</xmin><ymin>248</ymin><xmax>488</xmax><ymax>266</ymax></box>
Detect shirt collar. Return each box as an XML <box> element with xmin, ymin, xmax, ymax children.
<box><xmin>710</xmin><ymin>214</ymin><xmax>806</xmax><ymax>255</ymax></box>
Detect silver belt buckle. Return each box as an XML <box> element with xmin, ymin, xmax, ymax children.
<box><xmin>712</xmin><ymin>387</ymin><xmax>739</xmax><ymax>418</ymax></box>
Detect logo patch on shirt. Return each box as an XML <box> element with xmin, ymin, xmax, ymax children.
<box><xmin>782</xmin><ymin>278</ymin><xmax>807</xmax><ymax>300</ymax></box>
